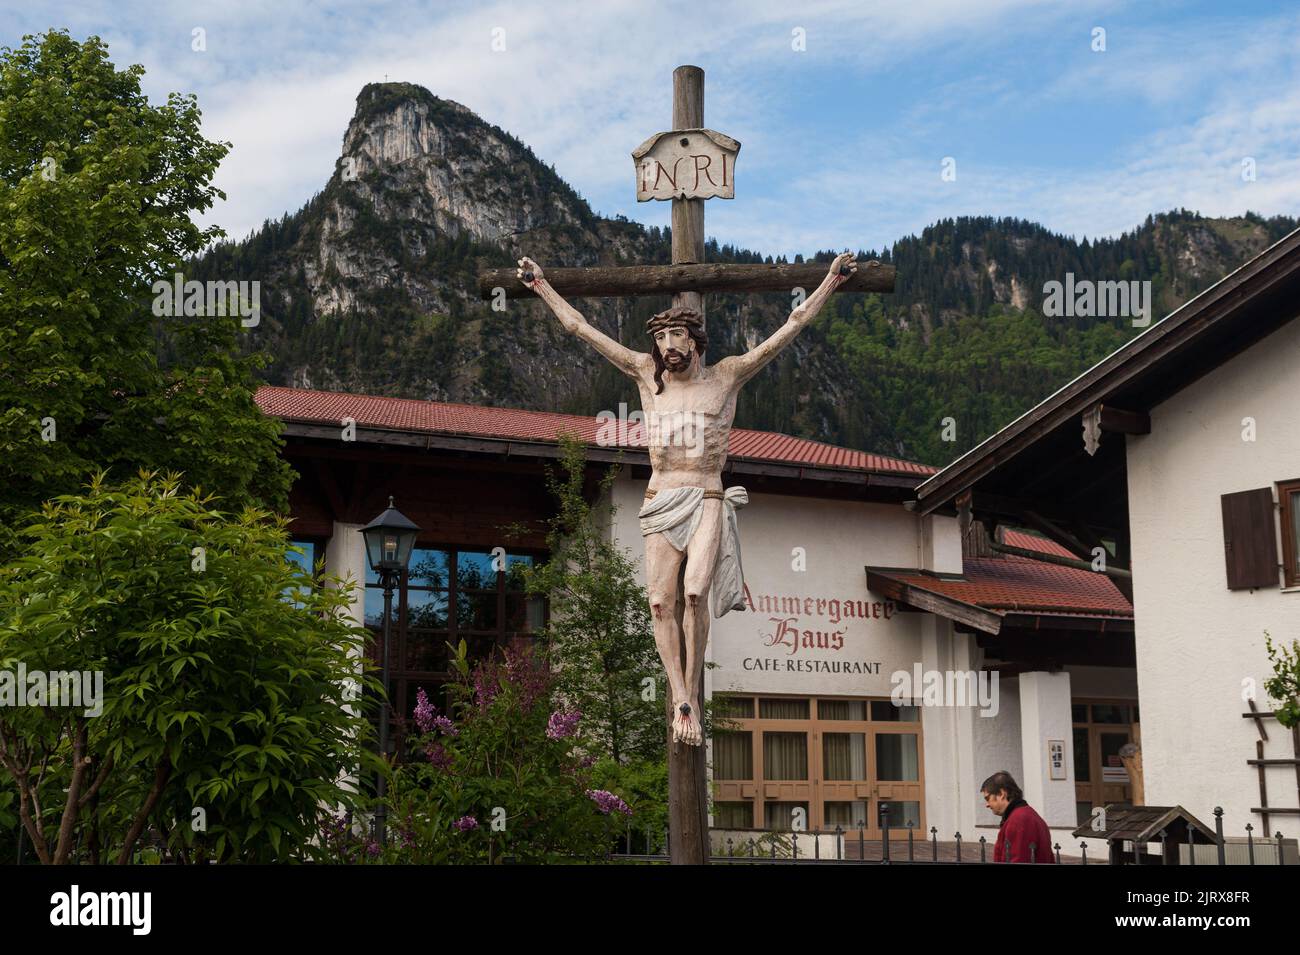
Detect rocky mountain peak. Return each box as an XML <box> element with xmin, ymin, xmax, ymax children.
<box><xmin>192</xmin><ymin>86</ymin><xmax>1297</xmax><ymax>466</ymax></box>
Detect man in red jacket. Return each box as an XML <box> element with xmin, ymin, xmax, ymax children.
<box><xmin>982</xmin><ymin>772</ymin><xmax>1058</xmax><ymax>863</ymax></box>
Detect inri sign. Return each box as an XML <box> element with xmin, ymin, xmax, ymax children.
<box><xmin>632</xmin><ymin>128</ymin><xmax>740</xmax><ymax>201</ymax></box>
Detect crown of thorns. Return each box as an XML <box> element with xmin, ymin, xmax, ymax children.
<box><xmin>645</xmin><ymin>306</ymin><xmax>704</xmax><ymax>336</ymax></box>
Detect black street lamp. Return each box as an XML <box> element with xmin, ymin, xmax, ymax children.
<box><xmin>359</xmin><ymin>496</ymin><xmax>420</xmax><ymax>847</ymax></box>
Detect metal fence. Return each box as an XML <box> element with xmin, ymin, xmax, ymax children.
<box><xmin>610</xmin><ymin>806</ymin><xmax>1297</xmax><ymax>865</ymax></box>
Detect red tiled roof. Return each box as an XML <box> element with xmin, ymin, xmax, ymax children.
<box><xmin>873</xmin><ymin>553</ymin><xmax>1132</xmax><ymax>618</ymax></box>
<box><xmin>1000</xmin><ymin>529</ymin><xmax>1076</xmax><ymax>559</ymax></box>
<box><xmin>254</xmin><ymin>386</ymin><xmax>936</xmax><ymax>476</ymax></box>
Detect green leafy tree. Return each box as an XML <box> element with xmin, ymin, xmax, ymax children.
<box><xmin>517</xmin><ymin>435</ymin><xmax>664</xmax><ymax>765</ymax></box>
<box><xmin>1264</xmin><ymin>631</ymin><xmax>1300</xmax><ymax>729</ymax></box>
<box><xmin>0</xmin><ymin>30</ymin><xmax>291</xmax><ymax>556</ymax></box>
<box><xmin>0</xmin><ymin>471</ymin><xmax>378</xmax><ymax>864</ymax></box>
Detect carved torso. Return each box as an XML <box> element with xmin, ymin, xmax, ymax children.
<box><xmin>632</xmin><ymin>355</ymin><xmax>737</xmax><ymax>491</ymax></box>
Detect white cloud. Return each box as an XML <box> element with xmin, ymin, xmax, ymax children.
<box><xmin>14</xmin><ymin>0</ymin><xmax>1298</xmax><ymax>255</ymax></box>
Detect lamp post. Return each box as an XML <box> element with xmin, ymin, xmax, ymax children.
<box><xmin>359</xmin><ymin>496</ymin><xmax>420</xmax><ymax>847</ymax></box>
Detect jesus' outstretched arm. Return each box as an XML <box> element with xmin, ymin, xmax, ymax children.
<box><xmin>719</xmin><ymin>250</ymin><xmax>857</xmax><ymax>387</ymax></box>
<box><xmin>517</xmin><ymin>256</ymin><xmax>644</xmax><ymax>378</ymax></box>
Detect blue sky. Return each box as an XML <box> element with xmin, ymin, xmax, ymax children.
<box><xmin>8</xmin><ymin>0</ymin><xmax>1300</xmax><ymax>257</ymax></box>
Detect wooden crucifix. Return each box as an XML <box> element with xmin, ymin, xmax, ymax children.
<box><xmin>478</xmin><ymin>65</ymin><xmax>895</xmax><ymax>865</ymax></box>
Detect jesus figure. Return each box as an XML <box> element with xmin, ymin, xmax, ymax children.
<box><xmin>517</xmin><ymin>251</ymin><xmax>858</xmax><ymax>744</ymax></box>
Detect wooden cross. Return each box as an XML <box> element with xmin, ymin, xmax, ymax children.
<box><xmin>477</xmin><ymin>65</ymin><xmax>895</xmax><ymax>865</ymax></box>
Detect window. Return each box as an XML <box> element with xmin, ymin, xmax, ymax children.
<box><xmin>824</xmin><ymin>800</ymin><xmax>867</xmax><ymax>828</ymax></box>
<box><xmin>763</xmin><ymin>732</ymin><xmax>808</xmax><ymax>780</ymax></box>
<box><xmin>764</xmin><ymin>801</ymin><xmax>808</xmax><ymax>831</ymax></box>
<box><xmin>286</xmin><ymin>539</ymin><xmax>321</xmax><ymax>576</ymax></box>
<box><xmin>878</xmin><ymin>800</ymin><xmax>921</xmax><ymax>829</ymax></box>
<box><xmin>1279</xmin><ymin>479</ymin><xmax>1300</xmax><ymax>588</ymax></box>
<box><xmin>365</xmin><ymin>546</ymin><xmax>547</xmax><ymax>758</ymax></box>
<box><xmin>759</xmin><ymin>698</ymin><xmax>808</xmax><ymax>719</ymax></box>
<box><xmin>713</xmin><ymin>731</ymin><xmax>752</xmax><ymax>780</ymax></box>
<box><xmin>285</xmin><ymin>538</ymin><xmax>324</xmax><ymax>607</ymax></box>
<box><xmin>823</xmin><ymin>733</ymin><xmax>867</xmax><ymax>780</ymax></box>
<box><xmin>714</xmin><ymin>802</ymin><xmax>753</xmax><ymax>829</ymax></box>
<box><xmin>708</xmin><ymin>694</ymin><xmax>924</xmax><ymax>834</ymax></box>
<box><xmin>713</xmin><ymin>695</ymin><xmax>754</xmax><ymax>719</ymax></box>
<box><xmin>876</xmin><ymin>733</ymin><xmax>920</xmax><ymax>781</ymax></box>
<box><xmin>819</xmin><ymin>699</ymin><xmax>866</xmax><ymax>720</ymax></box>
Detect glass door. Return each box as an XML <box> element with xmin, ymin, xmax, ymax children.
<box><xmin>1073</xmin><ymin>699</ymin><xmax>1139</xmax><ymax>825</ymax></box>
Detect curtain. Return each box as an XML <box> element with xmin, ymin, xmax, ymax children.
<box><xmin>823</xmin><ymin>733</ymin><xmax>866</xmax><ymax>780</ymax></box>
<box><xmin>876</xmin><ymin>733</ymin><xmax>919</xmax><ymax>781</ymax></box>
<box><xmin>824</xmin><ymin>800</ymin><xmax>867</xmax><ymax>828</ymax></box>
<box><xmin>713</xmin><ymin>695</ymin><xmax>754</xmax><ymax>719</ymax></box>
<box><xmin>763</xmin><ymin>801</ymin><xmax>808</xmax><ymax>830</ymax></box>
<box><xmin>713</xmin><ymin>731</ymin><xmax>752</xmax><ymax>780</ymax></box>
<box><xmin>818</xmin><ymin>699</ymin><xmax>865</xmax><ymax>720</ymax></box>
<box><xmin>759</xmin><ymin>698</ymin><xmax>809</xmax><ymax>719</ymax></box>
<box><xmin>880</xmin><ymin>800</ymin><xmax>921</xmax><ymax>828</ymax></box>
<box><xmin>714</xmin><ymin>802</ymin><xmax>753</xmax><ymax>828</ymax></box>
<box><xmin>763</xmin><ymin>732</ymin><xmax>807</xmax><ymax>780</ymax></box>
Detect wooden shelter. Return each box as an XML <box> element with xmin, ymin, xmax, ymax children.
<box><xmin>1071</xmin><ymin>804</ymin><xmax>1217</xmax><ymax>865</ymax></box>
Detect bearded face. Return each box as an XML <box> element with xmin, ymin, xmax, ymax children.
<box><xmin>654</xmin><ymin>326</ymin><xmax>695</xmax><ymax>372</ymax></box>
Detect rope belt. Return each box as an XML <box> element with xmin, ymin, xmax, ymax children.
<box><xmin>644</xmin><ymin>488</ymin><xmax>725</xmax><ymax>501</ymax></box>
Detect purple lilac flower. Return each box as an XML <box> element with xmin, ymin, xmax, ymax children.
<box><xmin>473</xmin><ymin>667</ymin><xmax>499</xmax><ymax>710</ymax></box>
<box><xmin>365</xmin><ymin>840</ymin><xmax>381</xmax><ymax>857</ymax></box>
<box><xmin>546</xmin><ymin>709</ymin><xmax>581</xmax><ymax>740</ymax></box>
<box><xmin>579</xmin><ymin>753</ymin><xmax>597</xmax><ymax>768</ymax></box>
<box><xmin>433</xmin><ymin>715</ymin><xmax>459</xmax><ymax>737</ymax></box>
<box><xmin>453</xmin><ymin>815</ymin><xmax>479</xmax><ymax>832</ymax></box>
<box><xmin>425</xmin><ymin>741</ymin><xmax>452</xmax><ymax>770</ymax></box>
<box><xmin>585</xmin><ymin>789</ymin><xmax>632</xmax><ymax>816</ymax></box>
<box><xmin>413</xmin><ymin>687</ymin><xmax>436</xmax><ymax>734</ymax></box>
<box><xmin>398</xmin><ymin>813</ymin><xmax>417</xmax><ymax>849</ymax></box>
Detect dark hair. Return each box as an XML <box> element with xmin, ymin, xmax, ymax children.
<box><xmin>980</xmin><ymin>771</ymin><xmax>1022</xmax><ymax>802</ymax></box>
<box><xmin>648</xmin><ymin>310</ymin><xmax>708</xmax><ymax>395</ymax></box>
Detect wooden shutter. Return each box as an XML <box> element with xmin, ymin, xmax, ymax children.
<box><xmin>1220</xmin><ymin>488</ymin><xmax>1279</xmax><ymax>590</ymax></box>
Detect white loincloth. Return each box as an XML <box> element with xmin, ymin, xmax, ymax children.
<box><xmin>638</xmin><ymin>485</ymin><xmax>749</xmax><ymax>618</ymax></box>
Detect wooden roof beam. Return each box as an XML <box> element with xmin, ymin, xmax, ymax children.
<box><xmin>1083</xmin><ymin>403</ymin><xmax>1151</xmax><ymax>455</ymax></box>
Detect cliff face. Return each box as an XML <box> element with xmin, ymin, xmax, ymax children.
<box><xmin>190</xmin><ymin>82</ymin><xmax>1296</xmax><ymax>465</ymax></box>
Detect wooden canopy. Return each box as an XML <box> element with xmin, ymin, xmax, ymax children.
<box><xmin>1071</xmin><ymin>804</ymin><xmax>1217</xmax><ymax>844</ymax></box>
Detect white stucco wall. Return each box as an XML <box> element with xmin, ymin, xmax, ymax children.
<box><xmin>972</xmin><ymin>677</ymin><xmax>1022</xmax><ymax>829</ymax></box>
<box><xmin>919</xmin><ymin>621</ymin><xmax>985</xmax><ymax>838</ymax></box>
<box><xmin>1125</xmin><ymin>315</ymin><xmax>1300</xmax><ymax>838</ymax></box>
<box><xmin>1019</xmin><ymin>671</ymin><xmax>1077</xmax><ymax>828</ymax></box>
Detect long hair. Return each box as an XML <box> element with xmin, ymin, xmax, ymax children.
<box><xmin>649</xmin><ymin>310</ymin><xmax>708</xmax><ymax>395</ymax></box>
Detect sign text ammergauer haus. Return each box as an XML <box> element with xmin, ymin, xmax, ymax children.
<box><xmin>737</xmin><ymin>583</ymin><xmax>896</xmax><ymax>675</ymax></box>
